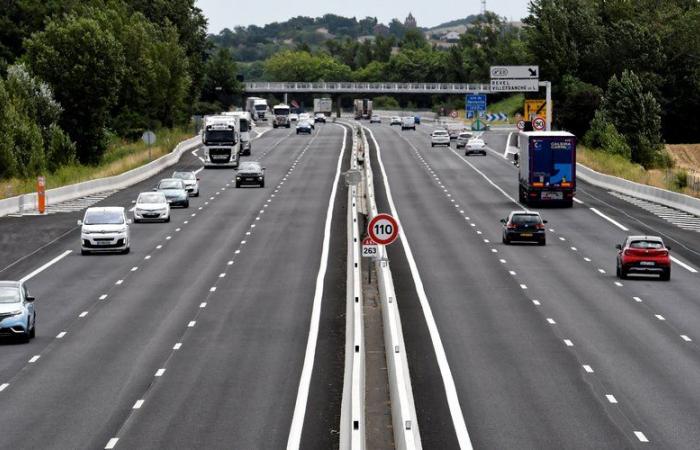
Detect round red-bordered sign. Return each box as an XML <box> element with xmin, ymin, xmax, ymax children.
<box><xmin>533</xmin><ymin>116</ymin><xmax>546</xmax><ymax>131</ymax></box>
<box><xmin>368</xmin><ymin>213</ymin><xmax>399</xmax><ymax>245</ymax></box>
<box><xmin>517</xmin><ymin>120</ymin><xmax>526</xmax><ymax>130</ymax></box>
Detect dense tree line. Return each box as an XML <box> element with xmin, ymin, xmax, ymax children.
<box><xmin>0</xmin><ymin>0</ymin><xmax>216</xmax><ymax>178</ymax></box>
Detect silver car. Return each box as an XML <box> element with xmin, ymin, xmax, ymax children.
<box><xmin>455</xmin><ymin>132</ymin><xmax>474</xmax><ymax>148</ymax></box>
<box><xmin>133</xmin><ymin>192</ymin><xmax>170</xmax><ymax>223</ymax></box>
<box><xmin>431</xmin><ymin>129</ymin><xmax>450</xmax><ymax>147</ymax></box>
<box><xmin>465</xmin><ymin>137</ymin><xmax>487</xmax><ymax>156</ymax></box>
<box><xmin>172</xmin><ymin>171</ymin><xmax>200</xmax><ymax>197</ymax></box>
<box><xmin>79</xmin><ymin>207</ymin><xmax>131</xmax><ymax>255</ymax></box>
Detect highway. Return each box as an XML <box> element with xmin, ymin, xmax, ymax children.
<box><xmin>0</xmin><ymin>123</ymin><xmax>350</xmax><ymax>450</ymax></box>
<box><xmin>365</xmin><ymin>122</ymin><xmax>700</xmax><ymax>449</ymax></box>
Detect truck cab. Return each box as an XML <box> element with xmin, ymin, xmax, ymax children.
<box><xmin>202</xmin><ymin>115</ymin><xmax>240</xmax><ymax>168</ymax></box>
<box><xmin>517</xmin><ymin>131</ymin><xmax>576</xmax><ymax>207</ymax></box>
<box><xmin>272</xmin><ymin>104</ymin><xmax>291</xmax><ymax>128</ymax></box>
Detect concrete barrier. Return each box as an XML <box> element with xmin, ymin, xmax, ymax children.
<box><xmin>0</xmin><ymin>136</ymin><xmax>200</xmax><ymax>217</ymax></box>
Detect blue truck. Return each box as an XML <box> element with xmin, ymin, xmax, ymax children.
<box><xmin>517</xmin><ymin>131</ymin><xmax>576</xmax><ymax>207</ymax></box>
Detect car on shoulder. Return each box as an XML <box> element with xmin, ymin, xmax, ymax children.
<box><xmin>430</xmin><ymin>129</ymin><xmax>450</xmax><ymax>147</ymax></box>
<box><xmin>296</xmin><ymin>120</ymin><xmax>313</xmax><ymax>135</ymax></box>
<box><xmin>79</xmin><ymin>206</ymin><xmax>131</xmax><ymax>254</ymax></box>
<box><xmin>501</xmin><ymin>211</ymin><xmax>547</xmax><ymax>245</ymax></box>
<box><xmin>616</xmin><ymin>236</ymin><xmax>671</xmax><ymax>280</ymax></box>
<box><xmin>0</xmin><ymin>281</ymin><xmax>36</xmax><ymax>342</ymax></box>
<box><xmin>390</xmin><ymin>116</ymin><xmax>402</xmax><ymax>126</ymax></box>
<box><xmin>401</xmin><ymin>116</ymin><xmax>416</xmax><ymax>130</ymax></box>
<box><xmin>155</xmin><ymin>178</ymin><xmax>189</xmax><ymax>207</ymax></box>
<box><xmin>172</xmin><ymin>171</ymin><xmax>200</xmax><ymax>197</ymax></box>
<box><xmin>133</xmin><ymin>192</ymin><xmax>170</xmax><ymax>223</ymax></box>
<box><xmin>455</xmin><ymin>132</ymin><xmax>473</xmax><ymax>148</ymax></box>
<box><xmin>314</xmin><ymin>113</ymin><xmax>326</xmax><ymax>123</ymax></box>
<box><xmin>298</xmin><ymin>113</ymin><xmax>314</xmax><ymax>129</ymax></box>
<box><xmin>370</xmin><ymin>114</ymin><xmax>381</xmax><ymax>123</ymax></box>
<box><xmin>236</xmin><ymin>161</ymin><xmax>265</xmax><ymax>188</ymax></box>
<box><xmin>465</xmin><ymin>137</ymin><xmax>487</xmax><ymax>156</ymax></box>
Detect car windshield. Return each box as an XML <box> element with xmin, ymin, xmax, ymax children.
<box><xmin>84</xmin><ymin>210</ymin><xmax>124</xmax><ymax>225</ymax></box>
<box><xmin>138</xmin><ymin>193</ymin><xmax>165</xmax><ymax>203</ymax></box>
<box><xmin>173</xmin><ymin>172</ymin><xmax>195</xmax><ymax>180</ymax></box>
<box><xmin>239</xmin><ymin>162</ymin><xmax>261</xmax><ymax>171</ymax></box>
<box><xmin>459</xmin><ymin>133</ymin><xmax>472</xmax><ymax>139</ymax></box>
<box><xmin>158</xmin><ymin>180</ymin><xmax>183</xmax><ymax>190</ymax></box>
<box><xmin>511</xmin><ymin>214</ymin><xmax>541</xmax><ymax>225</ymax></box>
<box><xmin>630</xmin><ymin>240</ymin><xmax>663</xmax><ymax>249</ymax></box>
<box><xmin>0</xmin><ymin>287</ymin><xmax>20</xmax><ymax>304</ymax></box>
<box><xmin>434</xmin><ymin>131</ymin><xmax>448</xmax><ymax>136</ymax></box>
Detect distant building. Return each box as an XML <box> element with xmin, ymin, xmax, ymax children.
<box><xmin>442</xmin><ymin>31</ymin><xmax>461</xmax><ymax>42</ymax></box>
<box><xmin>373</xmin><ymin>23</ymin><xmax>390</xmax><ymax>36</ymax></box>
<box><xmin>357</xmin><ymin>35</ymin><xmax>376</xmax><ymax>43</ymax></box>
<box><xmin>405</xmin><ymin>12</ymin><xmax>417</xmax><ymax>28</ymax></box>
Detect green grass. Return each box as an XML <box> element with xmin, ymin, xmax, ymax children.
<box><xmin>1</xmin><ymin>127</ymin><xmax>193</xmax><ymax>200</ymax></box>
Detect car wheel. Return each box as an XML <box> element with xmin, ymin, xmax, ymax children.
<box><xmin>482</xmin><ymin>151</ymin><xmax>487</xmax><ymax>156</ymax></box>
<box><xmin>22</xmin><ymin>322</ymin><xmax>31</xmax><ymax>343</ymax></box>
<box><xmin>538</xmin><ymin>239</ymin><xmax>546</xmax><ymax>246</ymax></box>
<box><xmin>260</xmin><ymin>181</ymin><xmax>265</xmax><ymax>188</ymax></box>
<box><xmin>661</xmin><ymin>268</ymin><xmax>671</xmax><ymax>281</ymax></box>
<box><xmin>503</xmin><ymin>236</ymin><xmax>510</xmax><ymax>245</ymax></box>
<box><xmin>123</xmin><ymin>247</ymin><xmax>130</xmax><ymax>255</ymax></box>
<box><xmin>236</xmin><ymin>182</ymin><xmax>240</xmax><ymax>188</ymax></box>
<box><xmin>296</xmin><ymin>130</ymin><xmax>299</xmax><ymax>134</ymax></box>
<box><xmin>431</xmin><ymin>143</ymin><xmax>435</xmax><ymax>147</ymax></box>
<box><xmin>184</xmin><ymin>200</ymin><xmax>189</xmax><ymax>208</ymax></box>
<box><xmin>616</xmin><ymin>263</ymin><xmax>621</xmax><ymax>278</ymax></box>
<box><xmin>165</xmin><ymin>216</ymin><xmax>170</xmax><ymax>223</ymax></box>
<box><xmin>81</xmin><ymin>249</ymin><xmax>89</xmax><ymax>255</ymax></box>
<box><xmin>619</xmin><ymin>266</ymin><xmax>627</xmax><ymax>279</ymax></box>
<box><xmin>195</xmin><ymin>191</ymin><xmax>200</xmax><ymax>197</ymax></box>
<box><xmin>29</xmin><ymin>320</ymin><xmax>35</xmax><ymax>339</ymax></box>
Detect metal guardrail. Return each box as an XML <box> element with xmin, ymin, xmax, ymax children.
<box><xmin>245</xmin><ymin>82</ymin><xmax>491</xmax><ymax>94</ymax></box>
<box><xmin>360</xmin><ymin>124</ymin><xmax>422</xmax><ymax>450</ymax></box>
<box><xmin>0</xmin><ymin>136</ymin><xmax>200</xmax><ymax>217</ymax></box>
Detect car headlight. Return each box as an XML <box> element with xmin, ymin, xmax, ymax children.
<box><xmin>258</xmin><ymin>176</ymin><xmax>263</xmax><ymax>181</ymax></box>
<box><xmin>5</xmin><ymin>310</ymin><xmax>22</xmax><ymax>317</ymax></box>
<box><xmin>236</xmin><ymin>176</ymin><xmax>241</xmax><ymax>180</ymax></box>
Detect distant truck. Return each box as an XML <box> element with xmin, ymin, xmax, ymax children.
<box><xmin>313</xmin><ymin>97</ymin><xmax>333</xmax><ymax>116</ymax></box>
<box><xmin>201</xmin><ymin>115</ymin><xmax>240</xmax><ymax>168</ymax></box>
<box><xmin>246</xmin><ymin>97</ymin><xmax>269</xmax><ymax>121</ymax></box>
<box><xmin>272</xmin><ymin>104</ymin><xmax>291</xmax><ymax>128</ymax></box>
<box><xmin>517</xmin><ymin>131</ymin><xmax>576</xmax><ymax>207</ymax></box>
<box><xmin>223</xmin><ymin>111</ymin><xmax>252</xmax><ymax>155</ymax></box>
<box><xmin>353</xmin><ymin>98</ymin><xmax>373</xmax><ymax>120</ymax></box>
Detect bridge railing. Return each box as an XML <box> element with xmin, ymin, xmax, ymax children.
<box><xmin>244</xmin><ymin>82</ymin><xmax>491</xmax><ymax>94</ymax></box>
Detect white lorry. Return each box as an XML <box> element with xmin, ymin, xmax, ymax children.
<box><xmin>223</xmin><ymin>111</ymin><xmax>253</xmax><ymax>155</ymax></box>
<box><xmin>246</xmin><ymin>97</ymin><xmax>269</xmax><ymax>121</ymax></box>
<box><xmin>313</xmin><ymin>97</ymin><xmax>333</xmax><ymax>117</ymax></box>
<box><xmin>201</xmin><ymin>115</ymin><xmax>240</xmax><ymax>168</ymax></box>
<box><xmin>272</xmin><ymin>104</ymin><xmax>291</xmax><ymax>128</ymax></box>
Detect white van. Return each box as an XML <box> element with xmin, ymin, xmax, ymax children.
<box><xmin>78</xmin><ymin>207</ymin><xmax>131</xmax><ymax>255</ymax></box>
<box><xmin>401</xmin><ymin>116</ymin><xmax>416</xmax><ymax>130</ymax></box>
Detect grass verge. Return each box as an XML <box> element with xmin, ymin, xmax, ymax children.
<box><xmin>1</xmin><ymin>127</ymin><xmax>193</xmax><ymax>200</ymax></box>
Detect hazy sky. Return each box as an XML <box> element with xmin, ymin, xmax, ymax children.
<box><xmin>196</xmin><ymin>0</ymin><xmax>531</xmax><ymax>34</ymax></box>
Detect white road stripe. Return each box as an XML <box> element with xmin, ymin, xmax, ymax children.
<box><xmin>634</xmin><ymin>431</ymin><xmax>649</xmax><ymax>443</ymax></box>
<box><xmin>606</xmin><ymin>394</ymin><xmax>618</xmax><ymax>404</ymax></box>
<box><xmin>0</xmin><ymin>383</ymin><xmax>8</xmax><ymax>392</ymax></box>
<box><xmin>99</xmin><ymin>294</ymin><xmax>108</xmax><ymax>300</ymax></box>
<box><xmin>546</xmin><ymin>318</ymin><xmax>556</xmax><ymax>324</ymax></box>
<box><xmin>187</xmin><ymin>321</ymin><xmax>196</xmax><ymax>327</ymax></box>
<box><xmin>105</xmin><ymin>438</ymin><xmax>119</xmax><ymax>449</ymax></box>
<box><xmin>681</xmin><ymin>335</ymin><xmax>692</xmax><ymax>342</ymax></box>
<box><xmin>655</xmin><ymin>314</ymin><xmax>665</xmax><ymax>321</ymax></box>
<box><xmin>670</xmin><ymin>256</ymin><xmax>698</xmax><ymax>273</ymax></box>
<box><xmin>573</xmin><ymin>197</ymin><xmax>584</xmax><ymax>204</ymax></box>
<box><xmin>287</xmin><ymin>124</ymin><xmax>347</xmax><ymax>450</ymax></box>
<box><xmin>589</xmin><ymin>208</ymin><xmax>629</xmax><ymax>231</ymax></box>
<box><xmin>29</xmin><ymin>355</ymin><xmax>40</xmax><ymax>363</ymax></box>
<box><xmin>155</xmin><ymin>369</ymin><xmax>165</xmax><ymax>377</ymax></box>
<box><xmin>133</xmin><ymin>400</ymin><xmax>144</xmax><ymax>409</ymax></box>
<box><xmin>20</xmin><ymin>250</ymin><xmax>72</xmax><ymax>282</ymax></box>
<box><xmin>633</xmin><ymin>297</ymin><xmax>643</xmax><ymax>303</ymax></box>
<box><xmin>365</xmin><ymin>127</ymin><xmax>473</xmax><ymax>449</ymax></box>
<box><xmin>56</xmin><ymin>331</ymin><xmax>67</xmax><ymax>339</ymax></box>
<box><xmin>564</xmin><ymin>339</ymin><xmax>574</xmax><ymax>347</ymax></box>
<box><xmin>583</xmin><ymin>365</ymin><xmax>594</xmax><ymax>373</ymax></box>
<box><xmin>173</xmin><ymin>343</ymin><xmax>182</xmax><ymax>350</ymax></box>
<box><xmin>79</xmin><ymin>311</ymin><xmax>88</xmax><ymax>318</ymax></box>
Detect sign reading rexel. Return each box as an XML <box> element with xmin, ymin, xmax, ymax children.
<box><xmin>368</xmin><ymin>213</ymin><xmax>399</xmax><ymax>245</ymax></box>
<box><xmin>361</xmin><ymin>237</ymin><xmax>379</xmax><ymax>258</ymax></box>
<box><xmin>490</xmin><ymin>66</ymin><xmax>539</xmax><ymax>79</ymax></box>
<box><xmin>490</xmin><ymin>79</ymin><xmax>539</xmax><ymax>92</ymax></box>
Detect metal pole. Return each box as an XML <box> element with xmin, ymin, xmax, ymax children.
<box><xmin>284</xmin><ymin>92</ymin><xmax>288</xmax><ymax>104</ymax></box>
<box><xmin>545</xmin><ymin>81</ymin><xmax>552</xmax><ymax>131</ymax></box>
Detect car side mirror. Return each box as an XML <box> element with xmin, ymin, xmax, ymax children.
<box><xmin>131</xmin><ymin>200</ymin><xmax>136</xmax><ymax>204</ymax></box>
<box><xmin>197</xmin><ymin>177</ymin><xmax>200</xmax><ymax>181</ymax></box>
<box><xmin>500</xmin><ymin>219</ymin><xmax>506</xmax><ymax>224</ymax></box>
<box><xmin>615</xmin><ymin>244</ymin><xmax>622</xmax><ymax>250</ymax></box>
<box><xmin>152</xmin><ymin>188</ymin><xmax>157</xmax><ymax>191</ymax></box>
<box><xmin>542</xmin><ymin>220</ymin><xmax>548</xmax><ymax>224</ymax></box>
<box><xmin>77</xmin><ymin>220</ymin><xmax>83</xmax><ymax>226</ymax></box>
<box><xmin>666</xmin><ymin>245</ymin><xmax>671</xmax><ymax>251</ymax></box>
<box><xmin>26</xmin><ymin>295</ymin><xmax>35</xmax><ymax>302</ymax></box>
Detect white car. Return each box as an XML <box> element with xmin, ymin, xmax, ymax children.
<box><xmin>401</xmin><ymin>116</ymin><xmax>416</xmax><ymax>130</ymax></box>
<box><xmin>289</xmin><ymin>113</ymin><xmax>299</xmax><ymax>122</ymax></box>
<box><xmin>465</xmin><ymin>137</ymin><xmax>487</xmax><ymax>156</ymax></box>
<box><xmin>431</xmin><ymin>129</ymin><xmax>450</xmax><ymax>147</ymax></box>
<box><xmin>455</xmin><ymin>132</ymin><xmax>474</xmax><ymax>148</ymax></box>
<box><xmin>390</xmin><ymin>116</ymin><xmax>402</xmax><ymax>126</ymax></box>
<box><xmin>133</xmin><ymin>192</ymin><xmax>170</xmax><ymax>223</ymax></box>
<box><xmin>79</xmin><ymin>207</ymin><xmax>131</xmax><ymax>255</ymax></box>
<box><xmin>172</xmin><ymin>171</ymin><xmax>200</xmax><ymax>197</ymax></box>
<box><xmin>370</xmin><ymin>114</ymin><xmax>381</xmax><ymax>123</ymax></box>
<box><xmin>298</xmin><ymin>113</ymin><xmax>314</xmax><ymax>128</ymax></box>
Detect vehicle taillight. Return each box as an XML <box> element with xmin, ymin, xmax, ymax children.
<box><xmin>624</xmin><ymin>250</ymin><xmax>632</xmax><ymax>256</ymax></box>
<box><xmin>660</xmin><ymin>251</ymin><xmax>668</xmax><ymax>257</ymax></box>
<box><xmin>532</xmin><ymin>182</ymin><xmax>544</xmax><ymax>187</ymax></box>
<box><xmin>536</xmin><ymin>223</ymin><xmax>545</xmax><ymax>229</ymax></box>
<box><xmin>507</xmin><ymin>223</ymin><xmax>516</xmax><ymax>229</ymax></box>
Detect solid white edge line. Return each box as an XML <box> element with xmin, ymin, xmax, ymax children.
<box><xmin>367</xmin><ymin>127</ymin><xmax>473</xmax><ymax>449</ymax></box>
<box><xmin>670</xmin><ymin>256</ymin><xmax>698</xmax><ymax>273</ymax></box>
<box><xmin>19</xmin><ymin>250</ymin><xmax>72</xmax><ymax>282</ymax></box>
<box><xmin>105</xmin><ymin>437</ymin><xmax>119</xmax><ymax>449</ymax></box>
<box><xmin>573</xmin><ymin>197</ymin><xmax>584</xmax><ymax>204</ymax></box>
<box><xmin>286</xmin><ymin>124</ymin><xmax>346</xmax><ymax>450</ymax></box>
<box><xmin>589</xmin><ymin>208</ymin><xmax>629</xmax><ymax>231</ymax></box>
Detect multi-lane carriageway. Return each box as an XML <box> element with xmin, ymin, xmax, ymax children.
<box><xmin>0</xmin><ymin>118</ymin><xmax>699</xmax><ymax>449</ymax></box>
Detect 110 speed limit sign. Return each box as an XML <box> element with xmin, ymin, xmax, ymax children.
<box><xmin>368</xmin><ymin>213</ymin><xmax>399</xmax><ymax>245</ymax></box>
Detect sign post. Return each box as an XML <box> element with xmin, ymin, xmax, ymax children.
<box><xmin>142</xmin><ymin>130</ymin><xmax>156</xmax><ymax>161</ymax></box>
<box><xmin>37</xmin><ymin>176</ymin><xmax>46</xmax><ymax>215</ymax></box>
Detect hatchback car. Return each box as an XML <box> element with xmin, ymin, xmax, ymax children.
<box><xmin>0</xmin><ymin>281</ymin><xmax>36</xmax><ymax>342</ymax></box>
<box><xmin>314</xmin><ymin>113</ymin><xmax>326</xmax><ymax>124</ymax></box>
<box><xmin>370</xmin><ymin>114</ymin><xmax>381</xmax><ymax>123</ymax></box>
<box><xmin>431</xmin><ymin>129</ymin><xmax>450</xmax><ymax>147</ymax></box>
<box><xmin>465</xmin><ymin>137</ymin><xmax>487</xmax><ymax>156</ymax></box>
<box><xmin>616</xmin><ymin>236</ymin><xmax>671</xmax><ymax>280</ymax></box>
<box><xmin>236</xmin><ymin>161</ymin><xmax>265</xmax><ymax>188</ymax></box>
<box><xmin>172</xmin><ymin>171</ymin><xmax>200</xmax><ymax>197</ymax></box>
<box><xmin>390</xmin><ymin>116</ymin><xmax>402</xmax><ymax>126</ymax></box>
<box><xmin>155</xmin><ymin>178</ymin><xmax>189</xmax><ymax>207</ymax></box>
<box><xmin>455</xmin><ymin>132</ymin><xmax>474</xmax><ymax>148</ymax></box>
<box><xmin>133</xmin><ymin>192</ymin><xmax>170</xmax><ymax>223</ymax></box>
<box><xmin>79</xmin><ymin>206</ymin><xmax>131</xmax><ymax>254</ymax></box>
<box><xmin>298</xmin><ymin>113</ymin><xmax>314</xmax><ymax>129</ymax></box>
<box><xmin>501</xmin><ymin>211</ymin><xmax>547</xmax><ymax>245</ymax></box>
<box><xmin>296</xmin><ymin>120</ymin><xmax>313</xmax><ymax>134</ymax></box>
<box><xmin>401</xmin><ymin>116</ymin><xmax>416</xmax><ymax>130</ymax></box>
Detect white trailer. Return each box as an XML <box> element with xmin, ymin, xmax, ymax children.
<box><xmin>223</xmin><ymin>111</ymin><xmax>253</xmax><ymax>155</ymax></box>
<box><xmin>313</xmin><ymin>97</ymin><xmax>333</xmax><ymax>116</ymax></box>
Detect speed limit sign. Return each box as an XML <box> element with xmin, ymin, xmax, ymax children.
<box><xmin>368</xmin><ymin>213</ymin><xmax>399</xmax><ymax>245</ymax></box>
<box><xmin>532</xmin><ymin>117</ymin><xmax>546</xmax><ymax>131</ymax></box>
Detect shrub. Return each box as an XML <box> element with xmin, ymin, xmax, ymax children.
<box><xmin>584</xmin><ymin>110</ymin><xmax>631</xmax><ymax>159</ymax></box>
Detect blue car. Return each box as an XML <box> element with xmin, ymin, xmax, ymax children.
<box><xmin>0</xmin><ymin>281</ymin><xmax>36</xmax><ymax>342</ymax></box>
<box><xmin>414</xmin><ymin>116</ymin><xmax>421</xmax><ymax>124</ymax></box>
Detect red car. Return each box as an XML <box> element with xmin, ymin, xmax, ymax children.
<box><xmin>616</xmin><ymin>236</ymin><xmax>671</xmax><ymax>280</ymax></box>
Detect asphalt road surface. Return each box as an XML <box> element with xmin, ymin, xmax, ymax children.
<box><xmin>0</xmin><ymin>123</ymin><xmax>350</xmax><ymax>450</ymax></box>
<box><xmin>365</xmin><ymin>121</ymin><xmax>700</xmax><ymax>450</ymax></box>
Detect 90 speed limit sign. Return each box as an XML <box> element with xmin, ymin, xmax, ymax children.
<box><xmin>368</xmin><ymin>213</ymin><xmax>399</xmax><ymax>245</ymax></box>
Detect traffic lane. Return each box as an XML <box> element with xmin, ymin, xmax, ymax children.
<box><xmin>112</xmin><ymin>126</ymin><xmax>347</xmax><ymax>450</ymax></box>
<box><xmin>0</xmin><ymin>126</ymin><xmax>321</xmax><ymax>449</ymax></box>
<box><xmin>368</xmin><ymin>127</ymin><xmax>631</xmax><ymax>449</ymax></box>
<box><xmin>391</xmin><ymin>127</ymin><xmax>700</xmax><ymax>446</ymax></box>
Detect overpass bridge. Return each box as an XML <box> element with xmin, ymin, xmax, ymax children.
<box><xmin>244</xmin><ymin>81</ymin><xmax>492</xmax><ymax>94</ymax></box>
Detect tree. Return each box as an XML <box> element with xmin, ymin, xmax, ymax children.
<box><xmin>25</xmin><ymin>14</ymin><xmax>124</xmax><ymax>164</ymax></box>
<box><xmin>264</xmin><ymin>50</ymin><xmax>351</xmax><ymax>81</ymax></box>
<box><xmin>555</xmin><ymin>75</ymin><xmax>602</xmax><ymax>137</ymax></box>
<box><xmin>201</xmin><ymin>47</ymin><xmax>241</xmax><ymax>111</ymax></box>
